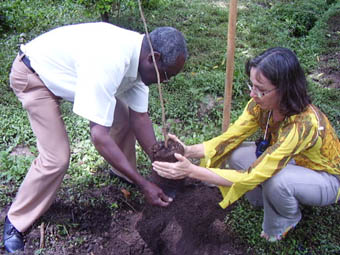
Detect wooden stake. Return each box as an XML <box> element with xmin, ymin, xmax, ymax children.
<box><xmin>222</xmin><ymin>0</ymin><xmax>238</xmax><ymax>132</ymax></box>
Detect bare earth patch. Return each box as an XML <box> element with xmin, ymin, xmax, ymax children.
<box><xmin>1</xmin><ymin>180</ymin><xmax>248</xmax><ymax>254</ymax></box>
<box><xmin>9</xmin><ymin>145</ymin><xmax>34</xmax><ymax>157</ymax></box>
<box><xmin>311</xmin><ymin>15</ymin><xmax>340</xmax><ymax>89</ymax></box>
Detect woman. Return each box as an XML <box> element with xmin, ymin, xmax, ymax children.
<box><xmin>152</xmin><ymin>47</ymin><xmax>340</xmax><ymax>242</ymax></box>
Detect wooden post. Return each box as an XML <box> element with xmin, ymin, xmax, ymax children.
<box><xmin>222</xmin><ymin>0</ymin><xmax>238</xmax><ymax>132</ymax></box>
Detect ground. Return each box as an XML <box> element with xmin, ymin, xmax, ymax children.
<box><xmin>1</xmin><ymin>179</ymin><xmax>248</xmax><ymax>255</ymax></box>
<box><xmin>1</xmin><ymin>140</ymin><xmax>250</xmax><ymax>255</ymax></box>
<box><xmin>312</xmin><ymin>14</ymin><xmax>340</xmax><ymax>89</ymax></box>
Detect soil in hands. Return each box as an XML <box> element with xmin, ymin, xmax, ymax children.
<box><xmin>150</xmin><ymin>139</ymin><xmax>185</xmax><ymax>198</ymax></box>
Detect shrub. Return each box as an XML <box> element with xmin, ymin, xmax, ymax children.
<box><xmin>73</xmin><ymin>0</ymin><xmax>168</xmax><ymax>22</ymax></box>
<box><xmin>271</xmin><ymin>0</ymin><xmax>330</xmax><ymax>37</ymax></box>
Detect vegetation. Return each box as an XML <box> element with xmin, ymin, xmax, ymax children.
<box><xmin>0</xmin><ymin>0</ymin><xmax>339</xmax><ymax>254</ymax></box>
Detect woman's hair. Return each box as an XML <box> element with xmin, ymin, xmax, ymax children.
<box><xmin>245</xmin><ymin>47</ymin><xmax>311</xmax><ymax>116</ymax></box>
<box><xmin>142</xmin><ymin>27</ymin><xmax>188</xmax><ymax>68</ymax></box>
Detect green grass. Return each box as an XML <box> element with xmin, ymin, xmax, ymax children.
<box><xmin>0</xmin><ymin>0</ymin><xmax>339</xmax><ymax>254</ymax></box>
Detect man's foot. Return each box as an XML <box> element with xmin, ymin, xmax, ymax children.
<box><xmin>3</xmin><ymin>216</ymin><xmax>24</xmax><ymax>253</ymax></box>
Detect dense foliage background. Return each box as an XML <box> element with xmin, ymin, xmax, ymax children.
<box><xmin>1</xmin><ymin>0</ymin><xmax>339</xmax><ymax>254</ymax></box>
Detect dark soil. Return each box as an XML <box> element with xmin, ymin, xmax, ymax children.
<box><xmin>0</xmin><ymin>180</ymin><xmax>247</xmax><ymax>255</ymax></box>
<box><xmin>136</xmin><ymin>181</ymin><xmax>244</xmax><ymax>255</ymax></box>
<box><xmin>150</xmin><ymin>139</ymin><xmax>185</xmax><ymax>198</ymax></box>
<box><xmin>0</xmin><ymin>140</ymin><xmax>248</xmax><ymax>255</ymax></box>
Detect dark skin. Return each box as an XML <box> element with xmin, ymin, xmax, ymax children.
<box><xmin>138</xmin><ymin>41</ymin><xmax>186</xmax><ymax>86</ymax></box>
<box><xmin>90</xmin><ymin>43</ymin><xmax>186</xmax><ymax>207</ymax></box>
<box><xmin>90</xmin><ymin>113</ymin><xmax>169</xmax><ymax>207</ymax></box>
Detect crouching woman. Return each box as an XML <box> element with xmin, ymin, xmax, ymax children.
<box><xmin>152</xmin><ymin>47</ymin><xmax>340</xmax><ymax>242</ymax></box>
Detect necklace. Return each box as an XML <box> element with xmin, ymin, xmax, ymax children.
<box><xmin>263</xmin><ymin>110</ymin><xmax>272</xmax><ymax>140</ymax></box>
<box><xmin>255</xmin><ymin>110</ymin><xmax>272</xmax><ymax>158</ymax></box>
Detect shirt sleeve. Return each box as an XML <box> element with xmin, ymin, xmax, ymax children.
<box><xmin>201</xmin><ymin>99</ymin><xmax>259</xmax><ymax>169</ymax></box>
<box><xmin>119</xmin><ymin>80</ymin><xmax>149</xmax><ymax>113</ymax></box>
<box><xmin>210</xmin><ymin>115</ymin><xmax>319</xmax><ymax>209</ymax></box>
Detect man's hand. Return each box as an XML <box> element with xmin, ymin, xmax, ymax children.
<box><xmin>141</xmin><ymin>181</ymin><xmax>173</xmax><ymax>207</ymax></box>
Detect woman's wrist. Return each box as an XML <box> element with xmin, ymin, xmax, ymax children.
<box><xmin>184</xmin><ymin>145</ymin><xmax>192</xmax><ymax>158</ymax></box>
<box><xmin>187</xmin><ymin>162</ymin><xmax>198</xmax><ymax>179</ymax></box>
<box><xmin>185</xmin><ymin>144</ymin><xmax>204</xmax><ymax>158</ymax></box>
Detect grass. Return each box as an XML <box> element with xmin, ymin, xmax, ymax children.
<box><xmin>0</xmin><ymin>0</ymin><xmax>339</xmax><ymax>254</ymax></box>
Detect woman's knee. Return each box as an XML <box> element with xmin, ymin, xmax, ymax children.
<box><xmin>263</xmin><ymin>174</ymin><xmax>285</xmax><ymax>194</ymax></box>
<box><xmin>262</xmin><ymin>172</ymin><xmax>294</xmax><ymax>204</ymax></box>
<box><xmin>228</xmin><ymin>142</ymin><xmax>256</xmax><ymax>170</ymax></box>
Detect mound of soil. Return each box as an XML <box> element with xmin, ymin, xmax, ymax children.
<box><xmin>136</xmin><ymin>180</ymin><xmax>244</xmax><ymax>255</ymax></box>
<box><xmin>132</xmin><ymin>139</ymin><xmax>245</xmax><ymax>254</ymax></box>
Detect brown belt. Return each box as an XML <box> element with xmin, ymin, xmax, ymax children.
<box><xmin>19</xmin><ymin>50</ymin><xmax>36</xmax><ymax>73</ymax></box>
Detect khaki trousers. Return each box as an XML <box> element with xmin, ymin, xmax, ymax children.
<box><xmin>8</xmin><ymin>55</ymin><xmax>136</xmax><ymax>232</ymax></box>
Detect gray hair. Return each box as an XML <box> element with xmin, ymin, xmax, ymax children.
<box><xmin>144</xmin><ymin>27</ymin><xmax>188</xmax><ymax>67</ymax></box>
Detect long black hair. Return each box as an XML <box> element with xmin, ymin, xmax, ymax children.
<box><xmin>246</xmin><ymin>47</ymin><xmax>311</xmax><ymax>116</ymax></box>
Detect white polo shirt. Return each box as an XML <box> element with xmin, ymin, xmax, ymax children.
<box><xmin>21</xmin><ymin>22</ymin><xmax>148</xmax><ymax>127</ymax></box>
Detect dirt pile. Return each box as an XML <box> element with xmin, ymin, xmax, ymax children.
<box><xmin>135</xmin><ymin>139</ymin><xmax>245</xmax><ymax>255</ymax></box>
<box><xmin>136</xmin><ymin>181</ymin><xmax>244</xmax><ymax>255</ymax></box>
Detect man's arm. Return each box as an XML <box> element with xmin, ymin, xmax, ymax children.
<box><xmin>89</xmin><ymin>121</ymin><xmax>171</xmax><ymax>206</ymax></box>
<box><xmin>129</xmin><ymin>109</ymin><xmax>156</xmax><ymax>160</ymax></box>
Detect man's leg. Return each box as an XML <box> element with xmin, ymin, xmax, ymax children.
<box><xmin>6</xmin><ymin>56</ymin><xmax>70</xmax><ymax>238</ymax></box>
<box><xmin>109</xmin><ymin>99</ymin><xmax>136</xmax><ymax>183</ymax></box>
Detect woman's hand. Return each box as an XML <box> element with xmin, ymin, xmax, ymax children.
<box><xmin>168</xmin><ymin>134</ymin><xmax>189</xmax><ymax>157</ymax></box>
<box><xmin>152</xmin><ymin>153</ymin><xmax>192</xmax><ymax>179</ymax></box>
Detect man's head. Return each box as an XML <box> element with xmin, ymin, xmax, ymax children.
<box><xmin>138</xmin><ymin>27</ymin><xmax>188</xmax><ymax>85</ymax></box>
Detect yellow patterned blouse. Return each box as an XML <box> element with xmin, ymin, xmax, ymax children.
<box><xmin>201</xmin><ymin>99</ymin><xmax>340</xmax><ymax>209</ymax></box>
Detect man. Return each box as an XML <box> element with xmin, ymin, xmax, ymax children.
<box><xmin>3</xmin><ymin>22</ymin><xmax>188</xmax><ymax>253</ymax></box>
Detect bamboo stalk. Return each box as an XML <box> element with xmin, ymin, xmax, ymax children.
<box><xmin>222</xmin><ymin>0</ymin><xmax>238</xmax><ymax>132</ymax></box>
